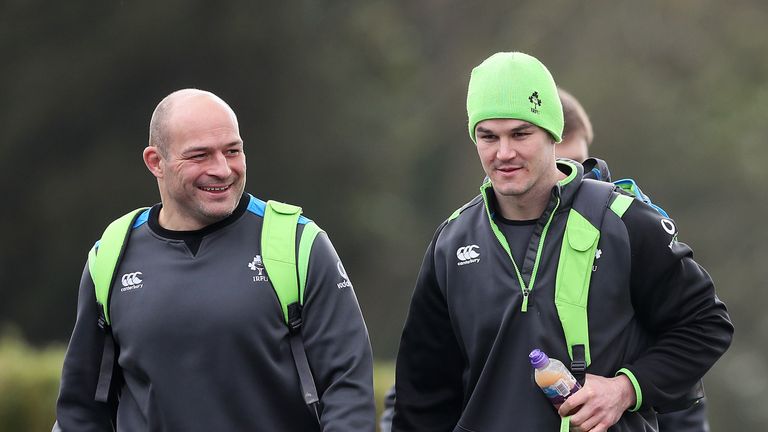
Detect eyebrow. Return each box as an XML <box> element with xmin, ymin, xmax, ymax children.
<box><xmin>476</xmin><ymin>123</ymin><xmax>533</xmax><ymax>135</ymax></box>
<box><xmin>181</xmin><ymin>141</ymin><xmax>243</xmax><ymax>155</ymax></box>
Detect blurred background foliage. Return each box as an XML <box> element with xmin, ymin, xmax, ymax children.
<box><xmin>0</xmin><ymin>331</ymin><xmax>62</xmax><ymax>431</ymax></box>
<box><xmin>1</xmin><ymin>0</ymin><xmax>766</xmax><ymax>429</ymax></box>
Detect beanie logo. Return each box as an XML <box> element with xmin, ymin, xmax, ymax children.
<box><xmin>528</xmin><ymin>91</ymin><xmax>542</xmax><ymax>114</ymax></box>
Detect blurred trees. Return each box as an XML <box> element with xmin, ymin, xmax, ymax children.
<box><xmin>1</xmin><ymin>0</ymin><xmax>766</xmax><ymax>429</ymax></box>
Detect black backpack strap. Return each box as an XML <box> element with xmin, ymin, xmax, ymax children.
<box><xmin>571</xmin><ymin>179</ymin><xmax>616</xmax><ymax>226</ymax></box>
<box><xmin>582</xmin><ymin>157</ymin><xmax>612</xmax><ymax>182</ymax></box>
<box><xmin>94</xmin><ymin>327</ymin><xmax>117</xmax><ymax>402</ymax></box>
<box><xmin>287</xmin><ymin>303</ymin><xmax>321</xmax><ymax>422</ymax></box>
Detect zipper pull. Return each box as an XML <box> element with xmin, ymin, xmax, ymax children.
<box><xmin>522</xmin><ymin>288</ymin><xmax>530</xmax><ymax>312</ymax></box>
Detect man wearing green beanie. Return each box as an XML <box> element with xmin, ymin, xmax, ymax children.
<box><xmin>393</xmin><ymin>52</ymin><xmax>732</xmax><ymax>431</ymax></box>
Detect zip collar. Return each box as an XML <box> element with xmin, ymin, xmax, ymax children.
<box><xmin>554</xmin><ymin>159</ymin><xmax>583</xmax><ymax>211</ymax></box>
<box><xmin>478</xmin><ymin>159</ymin><xmax>583</xmax><ymax>311</ymax></box>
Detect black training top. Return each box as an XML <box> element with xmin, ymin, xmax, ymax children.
<box><xmin>54</xmin><ymin>193</ymin><xmax>376</xmax><ymax>431</ymax></box>
<box><xmin>394</xmin><ymin>161</ymin><xmax>733</xmax><ymax>431</ymax></box>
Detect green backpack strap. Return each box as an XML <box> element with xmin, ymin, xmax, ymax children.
<box><xmin>555</xmin><ymin>180</ymin><xmax>618</xmax><ymax>381</ymax></box>
<box><xmin>556</xmin><ymin>180</ymin><xmax>619</xmax><ymax>431</ymax></box>
<box><xmin>88</xmin><ymin>207</ymin><xmax>148</xmax><ymax>403</ymax></box>
<box><xmin>262</xmin><ymin>200</ymin><xmax>324</xmax><ymax>421</ymax></box>
<box><xmin>298</xmin><ymin>221</ymin><xmax>324</xmax><ymax>302</ymax></box>
<box><xmin>555</xmin><ymin>209</ymin><xmax>599</xmax><ymax>369</ymax></box>
<box><xmin>262</xmin><ymin>200</ymin><xmax>302</xmax><ymax>323</ymax></box>
<box><xmin>262</xmin><ymin>200</ymin><xmax>324</xmax><ymax>322</ymax></box>
<box><xmin>89</xmin><ymin>208</ymin><xmax>149</xmax><ymax>325</ymax></box>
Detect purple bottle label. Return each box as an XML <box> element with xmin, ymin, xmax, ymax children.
<box><xmin>542</xmin><ymin>378</ymin><xmax>581</xmax><ymax>406</ymax></box>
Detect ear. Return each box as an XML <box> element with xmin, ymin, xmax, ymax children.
<box><xmin>143</xmin><ymin>146</ymin><xmax>164</xmax><ymax>178</ymax></box>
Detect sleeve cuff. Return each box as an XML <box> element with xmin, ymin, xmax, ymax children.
<box><xmin>616</xmin><ymin>368</ymin><xmax>643</xmax><ymax>412</ymax></box>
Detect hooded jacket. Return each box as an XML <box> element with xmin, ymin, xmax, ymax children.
<box><xmin>394</xmin><ymin>161</ymin><xmax>732</xmax><ymax>431</ymax></box>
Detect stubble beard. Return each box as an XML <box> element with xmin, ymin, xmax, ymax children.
<box><xmin>202</xmin><ymin>182</ymin><xmax>244</xmax><ymax>222</ymax></box>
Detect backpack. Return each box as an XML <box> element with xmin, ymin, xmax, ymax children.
<box><xmin>581</xmin><ymin>157</ymin><xmax>669</xmax><ymax>217</ymax></box>
<box><xmin>87</xmin><ymin>199</ymin><xmax>324</xmax><ymax>422</ymax></box>
<box><xmin>559</xmin><ymin>157</ymin><xmax>670</xmax><ymax>379</ymax></box>
<box><xmin>556</xmin><ymin>159</ymin><xmax>701</xmax><ymax>430</ymax></box>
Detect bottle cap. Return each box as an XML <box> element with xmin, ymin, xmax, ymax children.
<box><xmin>529</xmin><ymin>349</ymin><xmax>550</xmax><ymax>368</ymax></box>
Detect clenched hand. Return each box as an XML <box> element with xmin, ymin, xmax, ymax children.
<box><xmin>558</xmin><ymin>373</ymin><xmax>636</xmax><ymax>432</ymax></box>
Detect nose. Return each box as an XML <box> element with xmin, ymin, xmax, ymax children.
<box><xmin>207</xmin><ymin>152</ymin><xmax>232</xmax><ymax>178</ymax></box>
<box><xmin>497</xmin><ymin>137</ymin><xmax>517</xmax><ymax>160</ymax></box>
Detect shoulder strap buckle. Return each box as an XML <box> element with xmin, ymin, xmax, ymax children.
<box><xmin>287</xmin><ymin>303</ymin><xmax>303</xmax><ymax>333</ymax></box>
<box><xmin>97</xmin><ymin>309</ymin><xmax>109</xmax><ymax>331</ymax></box>
<box><xmin>570</xmin><ymin>344</ymin><xmax>587</xmax><ymax>386</ymax></box>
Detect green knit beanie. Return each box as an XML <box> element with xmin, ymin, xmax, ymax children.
<box><xmin>467</xmin><ymin>52</ymin><xmax>563</xmax><ymax>143</ymax></box>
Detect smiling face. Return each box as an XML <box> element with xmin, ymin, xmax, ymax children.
<box><xmin>143</xmin><ymin>92</ymin><xmax>246</xmax><ymax>230</ymax></box>
<box><xmin>475</xmin><ymin>118</ymin><xmax>560</xmax><ymax>216</ymax></box>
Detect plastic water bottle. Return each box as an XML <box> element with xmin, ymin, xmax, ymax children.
<box><xmin>529</xmin><ymin>349</ymin><xmax>581</xmax><ymax>408</ymax></box>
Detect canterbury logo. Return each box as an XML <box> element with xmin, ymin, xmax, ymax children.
<box><xmin>121</xmin><ymin>272</ymin><xmax>143</xmax><ymax>286</ymax></box>
<box><xmin>456</xmin><ymin>245</ymin><xmax>480</xmax><ymax>266</ymax></box>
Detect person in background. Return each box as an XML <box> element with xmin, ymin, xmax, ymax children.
<box><xmin>554</xmin><ymin>87</ymin><xmax>592</xmax><ymax>162</ymax></box>
<box><xmin>557</xmin><ymin>86</ymin><xmax>713</xmax><ymax>432</ymax></box>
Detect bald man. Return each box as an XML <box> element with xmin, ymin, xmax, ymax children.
<box><xmin>53</xmin><ymin>89</ymin><xmax>375</xmax><ymax>431</ymax></box>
